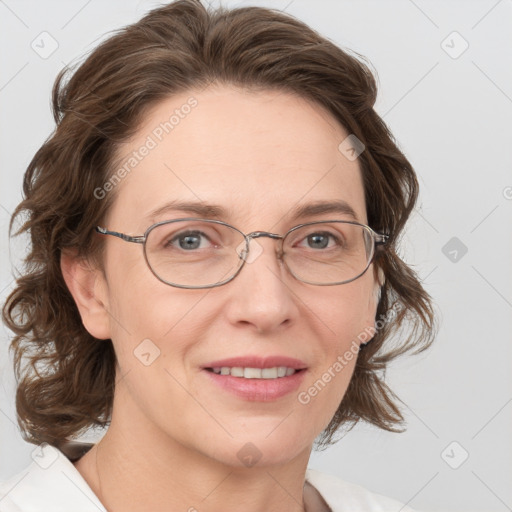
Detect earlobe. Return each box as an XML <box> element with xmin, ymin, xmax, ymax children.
<box><xmin>60</xmin><ymin>249</ymin><xmax>111</xmax><ymax>340</ymax></box>
<box><xmin>376</xmin><ymin>266</ymin><xmax>385</xmax><ymax>288</ymax></box>
<box><xmin>373</xmin><ymin>267</ymin><xmax>385</xmax><ymax>303</ymax></box>
<box><xmin>361</xmin><ymin>266</ymin><xmax>385</xmax><ymax>349</ymax></box>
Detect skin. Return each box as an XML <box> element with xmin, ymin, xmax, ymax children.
<box><xmin>62</xmin><ymin>85</ymin><xmax>381</xmax><ymax>512</ymax></box>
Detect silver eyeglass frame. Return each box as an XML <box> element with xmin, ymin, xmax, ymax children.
<box><xmin>95</xmin><ymin>218</ymin><xmax>388</xmax><ymax>289</ymax></box>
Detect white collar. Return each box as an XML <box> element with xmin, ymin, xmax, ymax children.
<box><xmin>1</xmin><ymin>444</ymin><xmax>415</xmax><ymax>512</ymax></box>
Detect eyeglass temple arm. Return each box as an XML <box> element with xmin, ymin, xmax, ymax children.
<box><xmin>374</xmin><ymin>233</ymin><xmax>389</xmax><ymax>245</ymax></box>
<box><xmin>95</xmin><ymin>226</ymin><xmax>145</xmax><ymax>244</ymax></box>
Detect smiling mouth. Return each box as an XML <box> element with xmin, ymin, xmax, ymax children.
<box><xmin>204</xmin><ymin>367</ymin><xmax>305</xmax><ymax>379</ymax></box>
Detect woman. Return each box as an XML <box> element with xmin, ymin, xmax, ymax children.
<box><xmin>1</xmin><ymin>1</ymin><xmax>434</xmax><ymax>510</ymax></box>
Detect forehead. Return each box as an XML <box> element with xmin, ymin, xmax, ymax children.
<box><xmin>107</xmin><ymin>86</ymin><xmax>367</xmax><ymax>230</ymax></box>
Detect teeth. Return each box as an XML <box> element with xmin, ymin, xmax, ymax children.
<box><xmin>261</xmin><ymin>368</ymin><xmax>277</xmax><ymax>379</ymax></box>
<box><xmin>245</xmin><ymin>367</ymin><xmax>262</xmax><ymax>379</ymax></box>
<box><xmin>210</xmin><ymin>366</ymin><xmax>298</xmax><ymax>379</ymax></box>
<box><xmin>231</xmin><ymin>367</ymin><xmax>244</xmax><ymax>377</ymax></box>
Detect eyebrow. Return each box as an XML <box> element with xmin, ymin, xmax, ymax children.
<box><xmin>146</xmin><ymin>200</ymin><xmax>228</xmax><ymax>222</ymax></box>
<box><xmin>145</xmin><ymin>199</ymin><xmax>359</xmax><ymax>224</ymax></box>
<box><xmin>289</xmin><ymin>200</ymin><xmax>359</xmax><ymax>222</ymax></box>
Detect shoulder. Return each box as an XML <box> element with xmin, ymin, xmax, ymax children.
<box><xmin>0</xmin><ymin>443</ymin><xmax>105</xmax><ymax>512</ymax></box>
<box><xmin>305</xmin><ymin>468</ymin><xmax>419</xmax><ymax>512</ymax></box>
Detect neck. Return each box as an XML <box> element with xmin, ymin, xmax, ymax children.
<box><xmin>74</xmin><ymin>389</ymin><xmax>315</xmax><ymax>512</ymax></box>
<box><xmin>91</xmin><ymin>435</ymin><xmax>311</xmax><ymax>512</ymax></box>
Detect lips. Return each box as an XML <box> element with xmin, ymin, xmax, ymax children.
<box><xmin>202</xmin><ymin>355</ymin><xmax>307</xmax><ymax>370</ymax></box>
<box><xmin>201</xmin><ymin>355</ymin><xmax>308</xmax><ymax>401</ymax></box>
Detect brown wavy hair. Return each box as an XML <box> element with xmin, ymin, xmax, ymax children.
<box><xmin>3</xmin><ymin>0</ymin><xmax>435</xmax><ymax>450</ymax></box>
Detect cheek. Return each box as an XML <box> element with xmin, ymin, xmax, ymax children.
<box><xmin>106</xmin><ymin>270</ymin><xmax>222</xmax><ymax>398</ymax></box>
<box><xmin>318</xmin><ymin>277</ymin><xmax>377</xmax><ymax>348</ymax></box>
<box><xmin>105</xmin><ymin>244</ymin><xmax>186</xmax><ymax>336</ymax></box>
<box><xmin>297</xmin><ymin>281</ymin><xmax>375</xmax><ymax>421</ymax></box>
<box><xmin>103</xmin><ymin>257</ymin><xmax>188</xmax><ymax>373</ymax></box>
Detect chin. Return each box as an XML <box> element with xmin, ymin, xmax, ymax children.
<box><xmin>204</xmin><ymin>433</ymin><xmax>310</xmax><ymax>470</ymax></box>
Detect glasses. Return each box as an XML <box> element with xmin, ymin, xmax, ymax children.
<box><xmin>95</xmin><ymin>218</ymin><xmax>388</xmax><ymax>289</ymax></box>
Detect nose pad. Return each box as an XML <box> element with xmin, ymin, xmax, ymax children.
<box><xmin>246</xmin><ymin>238</ymin><xmax>265</xmax><ymax>264</ymax></box>
<box><xmin>235</xmin><ymin>238</ymin><xmax>264</xmax><ymax>264</ymax></box>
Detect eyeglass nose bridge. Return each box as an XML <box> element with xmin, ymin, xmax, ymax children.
<box><xmin>238</xmin><ymin>231</ymin><xmax>285</xmax><ymax>263</ymax></box>
<box><xmin>247</xmin><ymin>231</ymin><xmax>283</xmax><ymax>241</ymax></box>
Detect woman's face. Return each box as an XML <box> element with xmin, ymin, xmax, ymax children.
<box><xmin>92</xmin><ymin>86</ymin><xmax>379</xmax><ymax>467</ymax></box>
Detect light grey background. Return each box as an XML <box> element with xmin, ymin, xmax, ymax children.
<box><xmin>1</xmin><ymin>1</ymin><xmax>511</xmax><ymax>511</ymax></box>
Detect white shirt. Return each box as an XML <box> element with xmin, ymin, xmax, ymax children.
<box><xmin>0</xmin><ymin>444</ymin><xmax>417</xmax><ymax>512</ymax></box>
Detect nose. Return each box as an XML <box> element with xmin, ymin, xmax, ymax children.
<box><xmin>224</xmin><ymin>237</ymin><xmax>299</xmax><ymax>334</ymax></box>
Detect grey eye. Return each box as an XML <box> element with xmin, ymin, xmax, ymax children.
<box><xmin>179</xmin><ymin>233</ymin><xmax>202</xmax><ymax>249</ymax></box>
<box><xmin>167</xmin><ymin>230</ymin><xmax>209</xmax><ymax>250</ymax></box>
<box><xmin>306</xmin><ymin>233</ymin><xmax>330</xmax><ymax>249</ymax></box>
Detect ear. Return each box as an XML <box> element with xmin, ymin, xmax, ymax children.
<box><xmin>60</xmin><ymin>249</ymin><xmax>111</xmax><ymax>340</ymax></box>
<box><xmin>361</xmin><ymin>265</ymin><xmax>385</xmax><ymax>347</ymax></box>
<box><xmin>373</xmin><ymin>266</ymin><xmax>385</xmax><ymax>304</ymax></box>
